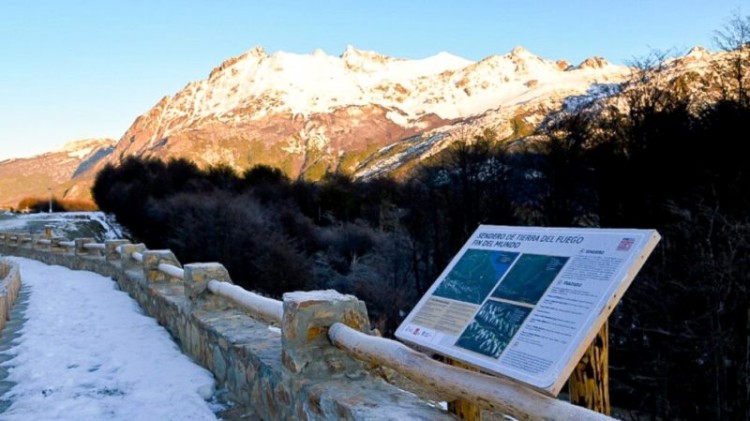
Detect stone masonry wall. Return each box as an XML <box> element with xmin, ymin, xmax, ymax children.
<box><xmin>0</xmin><ymin>240</ymin><xmax>454</xmax><ymax>421</ymax></box>
<box><xmin>0</xmin><ymin>258</ymin><xmax>22</xmax><ymax>332</ymax></box>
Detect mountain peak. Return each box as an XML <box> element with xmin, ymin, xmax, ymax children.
<box><xmin>685</xmin><ymin>45</ymin><xmax>710</xmax><ymax>59</ymax></box>
<box><xmin>577</xmin><ymin>56</ymin><xmax>610</xmax><ymax>70</ymax></box>
<box><xmin>508</xmin><ymin>46</ymin><xmax>541</xmax><ymax>60</ymax></box>
<box><xmin>341</xmin><ymin>44</ymin><xmax>359</xmax><ymax>56</ymax></box>
<box><xmin>234</xmin><ymin>46</ymin><xmax>267</xmax><ymax>64</ymax></box>
<box><xmin>340</xmin><ymin>45</ymin><xmax>395</xmax><ymax>71</ymax></box>
<box><xmin>209</xmin><ymin>46</ymin><xmax>266</xmax><ymax>80</ymax></box>
<box><xmin>341</xmin><ymin>45</ymin><xmax>392</xmax><ymax>61</ymax></box>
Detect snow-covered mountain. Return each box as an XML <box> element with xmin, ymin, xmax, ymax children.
<box><xmin>0</xmin><ymin>44</ymin><xmax>731</xmax><ymax>207</ymax></box>
<box><xmin>106</xmin><ymin>45</ymin><xmax>629</xmax><ymax>180</ymax></box>
<box><xmin>124</xmin><ymin>45</ymin><xmax>623</xmax><ymax>130</ymax></box>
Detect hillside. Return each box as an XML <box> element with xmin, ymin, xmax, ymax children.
<box><xmin>102</xmin><ymin>46</ymin><xmax>629</xmax><ymax>181</ymax></box>
<box><xmin>0</xmin><ymin>139</ymin><xmax>115</xmax><ymax>209</ymax></box>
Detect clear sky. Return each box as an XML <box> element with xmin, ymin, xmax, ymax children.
<box><xmin>0</xmin><ymin>0</ymin><xmax>745</xmax><ymax>160</ymax></box>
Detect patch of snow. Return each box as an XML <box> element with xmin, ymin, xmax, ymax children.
<box><xmin>68</xmin><ymin>147</ymin><xmax>95</xmax><ymax>159</ymax></box>
<box><xmin>283</xmin><ymin>289</ymin><xmax>354</xmax><ymax>302</ymax></box>
<box><xmin>685</xmin><ymin>45</ymin><xmax>710</xmax><ymax>59</ymax></box>
<box><xmin>0</xmin><ymin>257</ymin><xmax>220</xmax><ymax>420</ymax></box>
<box><xmin>385</xmin><ymin>110</ymin><xmax>410</xmax><ymax>127</ymax></box>
<box><xmin>152</xmin><ymin>45</ymin><xmax>631</xmax><ymax>132</ymax></box>
<box><xmin>85</xmin><ymin>212</ymin><xmax>126</xmax><ymax>240</ymax></box>
<box><xmin>355</xmin><ymin>132</ymin><xmax>449</xmax><ymax>180</ymax></box>
<box><xmin>563</xmin><ymin>83</ymin><xmax>622</xmax><ymax>113</ymax></box>
<box><xmin>0</xmin><ymin>212</ymin><xmax>126</xmax><ymax>241</ymax></box>
<box><xmin>57</xmin><ymin>139</ymin><xmax>114</xmax><ymax>159</ymax></box>
<box><xmin>208</xmin><ymin>281</ymin><xmax>283</xmax><ymax>322</ymax></box>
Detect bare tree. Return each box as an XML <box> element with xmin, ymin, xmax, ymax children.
<box><xmin>713</xmin><ymin>10</ymin><xmax>750</xmax><ymax>105</ymax></box>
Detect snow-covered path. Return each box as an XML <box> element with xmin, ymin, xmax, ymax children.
<box><xmin>0</xmin><ymin>257</ymin><xmax>221</xmax><ymax>421</ymax></box>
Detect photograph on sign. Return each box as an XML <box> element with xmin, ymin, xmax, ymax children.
<box><xmin>455</xmin><ymin>300</ymin><xmax>531</xmax><ymax>358</ymax></box>
<box><xmin>395</xmin><ymin>225</ymin><xmax>660</xmax><ymax>395</ymax></box>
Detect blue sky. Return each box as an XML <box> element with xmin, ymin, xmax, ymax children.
<box><xmin>0</xmin><ymin>0</ymin><xmax>745</xmax><ymax>160</ymax></box>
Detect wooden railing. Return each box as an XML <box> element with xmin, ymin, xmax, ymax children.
<box><xmin>150</xmin><ymin>258</ymin><xmax>284</xmax><ymax>323</ymax></box>
<box><xmin>206</xmin><ymin>279</ymin><xmax>283</xmax><ymax>323</ymax></box>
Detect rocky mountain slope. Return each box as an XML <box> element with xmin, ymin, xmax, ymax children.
<box><xmin>0</xmin><ymin>45</ymin><xmax>731</xmax><ymax>207</ymax></box>
<box><xmin>104</xmin><ymin>46</ymin><xmax>629</xmax><ymax>180</ymax></box>
<box><xmin>0</xmin><ymin>139</ymin><xmax>115</xmax><ymax>208</ymax></box>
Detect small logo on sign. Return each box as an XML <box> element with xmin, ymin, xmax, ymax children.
<box><xmin>617</xmin><ymin>237</ymin><xmax>635</xmax><ymax>251</ymax></box>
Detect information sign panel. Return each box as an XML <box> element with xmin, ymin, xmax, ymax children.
<box><xmin>395</xmin><ymin>225</ymin><xmax>660</xmax><ymax>395</ymax></box>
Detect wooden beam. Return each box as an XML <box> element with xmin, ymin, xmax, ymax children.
<box><xmin>568</xmin><ymin>321</ymin><xmax>610</xmax><ymax>415</ymax></box>
<box><xmin>329</xmin><ymin>322</ymin><xmax>616</xmax><ymax>421</ymax></box>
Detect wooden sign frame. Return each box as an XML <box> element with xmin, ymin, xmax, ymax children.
<box><xmin>396</xmin><ymin>225</ymin><xmax>660</xmax><ymax>395</ymax></box>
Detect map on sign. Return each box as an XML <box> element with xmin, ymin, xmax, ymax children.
<box><xmin>395</xmin><ymin>225</ymin><xmax>660</xmax><ymax>395</ymax></box>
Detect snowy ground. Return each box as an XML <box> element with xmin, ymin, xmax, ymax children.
<box><xmin>0</xmin><ymin>257</ymin><xmax>223</xmax><ymax>420</ymax></box>
<box><xmin>0</xmin><ymin>212</ymin><xmax>127</xmax><ymax>242</ymax></box>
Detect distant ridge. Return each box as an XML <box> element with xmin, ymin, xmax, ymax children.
<box><xmin>0</xmin><ymin>139</ymin><xmax>115</xmax><ymax>208</ymax></box>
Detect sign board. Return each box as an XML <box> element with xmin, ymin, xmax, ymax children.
<box><xmin>395</xmin><ymin>225</ymin><xmax>660</xmax><ymax>395</ymax></box>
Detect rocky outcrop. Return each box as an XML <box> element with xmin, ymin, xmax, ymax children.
<box><xmin>578</xmin><ymin>56</ymin><xmax>610</xmax><ymax>70</ymax></box>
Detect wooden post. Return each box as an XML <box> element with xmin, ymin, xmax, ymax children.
<box><xmin>569</xmin><ymin>321</ymin><xmax>610</xmax><ymax>415</ymax></box>
<box><xmin>445</xmin><ymin>358</ymin><xmax>482</xmax><ymax>421</ymax></box>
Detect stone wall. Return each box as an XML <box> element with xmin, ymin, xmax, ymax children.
<box><xmin>0</xmin><ymin>238</ymin><xmax>454</xmax><ymax>420</ymax></box>
<box><xmin>0</xmin><ymin>258</ymin><xmax>22</xmax><ymax>331</ymax></box>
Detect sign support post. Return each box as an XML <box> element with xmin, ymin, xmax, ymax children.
<box><xmin>568</xmin><ymin>321</ymin><xmax>610</xmax><ymax>415</ymax></box>
<box><xmin>445</xmin><ymin>357</ymin><xmax>482</xmax><ymax>421</ymax></box>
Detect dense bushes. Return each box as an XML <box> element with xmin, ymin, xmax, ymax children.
<box><xmin>93</xmin><ymin>159</ymin><xmax>423</xmax><ymax>333</ymax></box>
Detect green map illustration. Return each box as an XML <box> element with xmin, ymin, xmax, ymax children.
<box><xmin>455</xmin><ymin>300</ymin><xmax>531</xmax><ymax>358</ymax></box>
<box><xmin>433</xmin><ymin>249</ymin><xmax>519</xmax><ymax>304</ymax></box>
<box><xmin>491</xmin><ymin>254</ymin><xmax>569</xmax><ymax>305</ymax></box>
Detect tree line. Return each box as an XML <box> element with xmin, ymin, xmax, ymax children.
<box><xmin>93</xmin><ymin>15</ymin><xmax>749</xmax><ymax>420</ymax></box>
<box><xmin>14</xmin><ymin>196</ymin><xmax>98</xmax><ymax>212</ymax></box>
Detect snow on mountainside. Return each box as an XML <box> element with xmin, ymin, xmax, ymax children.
<box><xmin>59</xmin><ymin>139</ymin><xmax>112</xmax><ymax>159</ymax></box>
<box><xmin>131</xmin><ymin>45</ymin><xmax>626</xmax><ymax>136</ymax></box>
<box><xmin>0</xmin><ymin>44</ymin><xmax>732</xmax><ymax>206</ymax></box>
<box><xmin>106</xmin><ymin>45</ymin><xmax>630</xmax><ymax>181</ymax></box>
